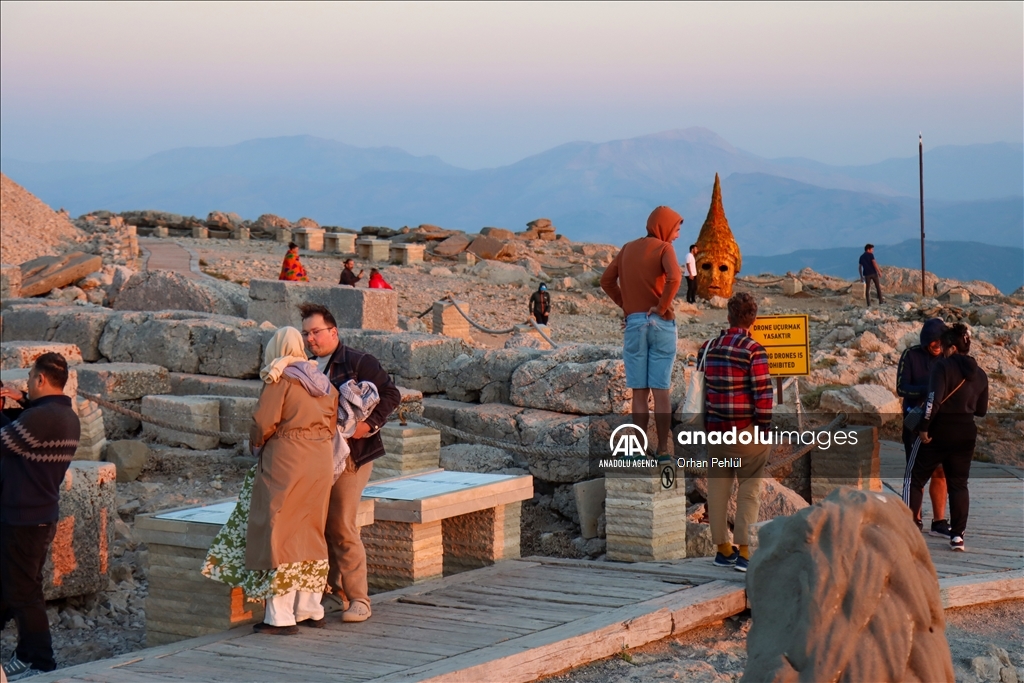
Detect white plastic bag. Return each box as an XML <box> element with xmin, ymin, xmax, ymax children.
<box><xmin>679</xmin><ymin>341</ymin><xmax>714</xmax><ymax>424</ymax></box>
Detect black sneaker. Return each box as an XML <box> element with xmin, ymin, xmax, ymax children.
<box><xmin>734</xmin><ymin>556</ymin><xmax>749</xmax><ymax>573</ymax></box>
<box><xmin>712</xmin><ymin>547</ymin><xmax>739</xmax><ymax>567</ymax></box>
<box><xmin>297</xmin><ymin>617</ymin><xmax>326</xmax><ymax>628</ymax></box>
<box><xmin>253</xmin><ymin>622</ymin><xmax>299</xmax><ymax>635</ymax></box>
<box><xmin>3</xmin><ymin>656</ymin><xmax>42</xmax><ymax>681</ymax></box>
<box><xmin>950</xmin><ymin>535</ymin><xmax>965</xmax><ymax>552</ymax></box>
<box><xmin>930</xmin><ymin>519</ymin><xmax>952</xmax><ymax>538</ymax></box>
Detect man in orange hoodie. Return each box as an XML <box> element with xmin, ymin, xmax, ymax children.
<box><xmin>600</xmin><ymin>206</ymin><xmax>683</xmax><ymax>460</ymax></box>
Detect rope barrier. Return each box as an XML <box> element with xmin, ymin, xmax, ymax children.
<box><xmin>442</xmin><ymin>296</ymin><xmax>558</xmax><ymax>348</ymax></box>
<box><xmin>77</xmin><ymin>390</ymin><xmax>239</xmax><ymax>440</ymax></box>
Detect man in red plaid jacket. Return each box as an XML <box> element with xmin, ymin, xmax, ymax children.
<box><xmin>698</xmin><ymin>292</ymin><xmax>773</xmax><ymax>573</ymax></box>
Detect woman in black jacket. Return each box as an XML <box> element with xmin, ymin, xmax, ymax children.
<box><xmin>904</xmin><ymin>323</ymin><xmax>988</xmax><ymax>552</ymax></box>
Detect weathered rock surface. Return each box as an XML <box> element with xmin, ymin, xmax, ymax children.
<box><xmin>247</xmin><ymin>278</ymin><xmax>397</xmax><ymax>331</ymax></box>
<box><xmin>1</xmin><ymin>262</ymin><xmax>22</xmax><ymax>299</ymax></box>
<box><xmin>20</xmin><ymin>252</ymin><xmax>104</xmax><ymax>298</ymax></box>
<box><xmin>338</xmin><ymin>330</ymin><xmax>471</xmax><ymax>393</ymax></box>
<box><xmin>432</xmin><ymin>233</ymin><xmax>471</xmax><ymax>257</ymax></box>
<box><xmin>467</xmin><ymin>234</ymin><xmax>517</xmax><ymax>261</ymax></box>
<box><xmin>44</xmin><ymin>462</ymin><xmax>116</xmax><ymax>600</ymax></box>
<box><xmin>0</xmin><ymin>341</ymin><xmax>83</xmax><ymax>370</ymax></box>
<box><xmin>819</xmin><ymin>383</ymin><xmax>901</xmax><ymax>425</ymax></box>
<box><xmin>2</xmin><ymin>366</ymin><xmax>80</xmax><ymax>414</ymax></box>
<box><xmin>744</xmin><ymin>487</ymin><xmax>954</xmax><ymax>682</ymax></box>
<box><xmin>168</xmin><ymin>373</ymin><xmax>263</xmax><ymax>398</ymax></box>
<box><xmin>471</xmin><ymin>260</ymin><xmax>534</xmax><ymax>286</ymax></box>
<box><xmin>510</xmin><ymin>344</ymin><xmax>628</xmax><ymax>415</ymax></box>
<box><xmin>113</xmin><ymin>270</ymin><xmax>248</xmax><ymax>317</ymax></box>
<box><xmin>1</xmin><ymin>304</ymin><xmax>114</xmax><ymax>361</ymax></box>
<box><xmin>141</xmin><ymin>395</ymin><xmax>221</xmax><ymax>450</ymax></box>
<box><xmin>76</xmin><ymin>362</ymin><xmax>171</xmax><ymax>401</ymax></box>
<box><xmin>436</xmin><ymin>347</ymin><xmax>545</xmax><ymax>403</ymax></box>
<box><xmin>439</xmin><ymin>444</ymin><xmax>521</xmax><ymax>474</ymax></box>
<box><xmin>104</xmin><ymin>440</ymin><xmax>150</xmax><ymax>482</ymax></box>
<box><xmin>1</xmin><ymin>173</ymin><xmax>85</xmax><ymax>265</ymax></box>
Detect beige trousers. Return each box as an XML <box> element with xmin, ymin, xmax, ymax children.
<box><xmin>706</xmin><ymin>427</ymin><xmax>771</xmax><ymax>546</ymax></box>
<box><xmin>325</xmin><ymin>460</ymin><xmax>373</xmax><ymax>608</ymax></box>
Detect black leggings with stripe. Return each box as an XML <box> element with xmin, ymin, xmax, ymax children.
<box><xmin>902</xmin><ymin>415</ymin><xmax>976</xmax><ymax>538</ymax></box>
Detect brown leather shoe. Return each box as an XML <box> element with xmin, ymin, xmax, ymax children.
<box><xmin>297</xmin><ymin>617</ymin><xmax>327</xmax><ymax>628</ymax></box>
<box><xmin>253</xmin><ymin>622</ymin><xmax>299</xmax><ymax>635</ymax></box>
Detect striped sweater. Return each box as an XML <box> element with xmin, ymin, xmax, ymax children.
<box><xmin>0</xmin><ymin>394</ymin><xmax>81</xmax><ymax>525</ymax></box>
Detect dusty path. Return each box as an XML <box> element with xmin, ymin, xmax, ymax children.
<box><xmin>138</xmin><ymin>238</ymin><xmax>205</xmax><ymax>279</ymax></box>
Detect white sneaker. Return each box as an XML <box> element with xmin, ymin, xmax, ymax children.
<box><xmin>342</xmin><ymin>601</ymin><xmax>371</xmax><ymax>623</ymax></box>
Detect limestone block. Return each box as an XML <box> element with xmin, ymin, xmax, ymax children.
<box><xmin>152</xmin><ymin>226</ymin><xmax>169</xmax><ymax>238</ymax></box>
<box><xmin>373</xmin><ymin>421</ymin><xmax>441</xmax><ymax>480</ymax></box>
<box><xmin>356</xmin><ymin>238</ymin><xmax>391</xmax><ymax>262</ymax></box>
<box><xmin>191</xmin><ymin>226</ymin><xmax>209</xmax><ymax>239</ymax></box>
<box><xmin>574</xmin><ymin>478</ymin><xmax>606</xmax><ymax>540</ymax></box>
<box><xmin>686</xmin><ymin>522</ymin><xmax>716</xmax><ymax>558</ymax></box>
<box><xmin>76</xmin><ymin>362</ymin><xmax>171</xmax><ymax>400</ymax></box>
<box><xmin>247</xmin><ymin>279</ymin><xmax>398</xmax><ymax>332</ymax></box>
<box><xmin>458</xmin><ymin>251</ymin><xmax>477</xmax><ymax>266</ymax></box>
<box><xmin>105</xmin><ymin>440</ymin><xmax>151</xmax><ymax>482</ymax></box>
<box><xmin>436</xmin><ymin>347</ymin><xmax>543</xmax><ymax>404</ymax></box>
<box><xmin>192</xmin><ymin>394</ymin><xmax>259</xmax><ymax>445</ymax></box>
<box><xmin>0</xmin><ymin>341</ymin><xmax>83</xmax><ymax>370</ymax></box>
<box><xmin>811</xmin><ymin>425</ymin><xmax>880</xmax><ymax>503</ymax></box>
<box><xmin>324</xmin><ymin>232</ymin><xmax>357</xmax><ymax>254</ymax></box>
<box><xmin>510</xmin><ymin>344</ymin><xmax>627</xmax><ymax>415</ymax></box>
<box><xmin>2</xmin><ymin>367</ymin><xmax>79</xmax><ymax>415</ymax></box>
<box><xmin>391</xmin><ymin>243</ymin><xmax>425</xmax><ymax>265</ymax></box>
<box><xmin>432</xmin><ymin>233</ymin><xmax>470</xmax><ymax>257</ymax></box>
<box><xmin>946</xmin><ymin>289</ymin><xmax>970</xmax><ymax>305</ymax></box>
<box><xmin>232</xmin><ymin>227</ymin><xmax>250</xmax><ymax>241</ymax></box>
<box><xmin>335</xmin><ymin>330</ymin><xmax>470</xmax><ymax>393</ymax></box>
<box><xmin>141</xmin><ymin>395</ymin><xmax>220</xmax><ymax>450</ymax></box>
<box><xmin>439</xmin><ymin>444</ymin><xmax>518</xmax><ymax>474</ymax></box>
<box><xmin>782</xmin><ymin>278</ymin><xmax>803</xmax><ymax>296</ymax></box>
<box><xmin>276</xmin><ymin>227</ymin><xmax>293</xmax><ymax>243</ymax></box>
<box><xmin>363</xmin><ymin>519</ymin><xmax>443</xmax><ymax>590</ymax></box>
<box><xmin>0</xmin><ymin>304</ymin><xmax>114</xmax><ymax>361</ymax></box>
<box><xmin>467</xmin><ymin>235</ymin><xmax>517</xmax><ymax>261</ymax></box>
<box><xmin>442</xmin><ymin>502</ymin><xmax>521</xmax><ymax>574</ymax></box>
<box><xmin>604</xmin><ymin>473</ymin><xmax>687</xmax><ymax>562</ymax></box>
<box><xmin>292</xmin><ymin>228</ymin><xmax>324</xmax><ymax>251</ymax></box>
<box><xmin>1</xmin><ymin>262</ymin><xmax>22</xmax><ymax>299</ymax></box>
<box><xmin>169</xmin><ymin>372</ymin><xmax>263</xmax><ymax>398</ymax></box>
<box><xmin>432</xmin><ymin>300</ymin><xmax>472</xmax><ymax>341</ymax></box>
<box><xmin>113</xmin><ymin>270</ymin><xmax>248</xmax><ymax>317</ymax></box>
<box><xmin>73</xmin><ymin>398</ymin><xmax>107</xmax><ymax>461</ymax></box>
<box><xmin>43</xmin><ymin>462</ymin><xmax>116</xmax><ymax>600</ymax></box>
<box><xmin>819</xmin><ymin>384</ymin><xmax>901</xmax><ymax>426</ymax></box>
<box><xmin>19</xmin><ymin>252</ymin><xmax>104</xmax><ymax>298</ymax></box>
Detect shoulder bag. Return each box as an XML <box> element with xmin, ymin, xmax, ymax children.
<box><xmin>679</xmin><ymin>339</ymin><xmax>716</xmax><ymax>424</ymax></box>
<box><xmin>903</xmin><ymin>378</ymin><xmax>965</xmax><ymax>433</ymax></box>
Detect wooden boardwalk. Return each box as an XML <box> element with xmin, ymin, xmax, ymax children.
<box><xmin>35</xmin><ymin>441</ymin><xmax>1023</xmax><ymax>683</ymax></box>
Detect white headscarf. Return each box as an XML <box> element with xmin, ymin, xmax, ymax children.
<box><xmin>259</xmin><ymin>326</ymin><xmax>309</xmax><ymax>384</ymax></box>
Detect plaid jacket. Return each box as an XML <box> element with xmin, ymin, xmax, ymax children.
<box><xmin>322</xmin><ymin>344</ymin><xmax>402</xmax><ymax>467</ymax></box>
<box><xmin>699</xmin><ymin>327</ymin><xmax>774</xmax><ymax>432</ymax></box>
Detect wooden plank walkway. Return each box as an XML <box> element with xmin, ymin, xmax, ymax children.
<box><xmin>34</xmin><ymin>440</ymin><xmax>1023</xmax><ymax>683</ymax></box>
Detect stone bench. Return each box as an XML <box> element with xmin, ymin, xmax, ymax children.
<box><xmin>361</xmin><ymin>470</ymin><xmax>533</xmax><ymax>590</ymax></box>
<box><xmin>135</xmin><ymin>497</ymin><xmax>375</xmax><ymax>646</ymax></box>
<box><xmin>324</xmin><ymin>232</ymin><xmax>357</xmax><ymax>254</ymax></box>
<box><xmin>292</xmin><ymin>228</ymin><xmax>325</xmax><ymax>251</ymax></box>
<box><xmin>390</xmin><ymin>243</ymin><xmax>425</xmax><ymax>265</ymax></box>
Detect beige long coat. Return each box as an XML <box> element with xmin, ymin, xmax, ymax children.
<box><xmin>245</xmin><ymin>375</ymin><xmax>338</xmax><ymax>571</ymax></box>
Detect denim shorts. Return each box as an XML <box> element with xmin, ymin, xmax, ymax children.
<box><xmin>623</xmin><ymin>313</ymin><xmax>677</xmax><ymax>389</ymax></box>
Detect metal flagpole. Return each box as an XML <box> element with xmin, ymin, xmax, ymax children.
<box><xmin>919</xmin><ymin>134</ymin><xmax>926</xmax><ymax>297</ymax></box>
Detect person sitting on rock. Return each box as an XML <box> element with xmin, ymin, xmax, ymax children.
<box><xmin>529</xmin><ymin>283</ymin><xmax>551</xmax><ymax>325</ymax></box>
<box><xmin>367</xmin><ymin>268</ymin><xmax>392</xmax><ymax>290</ymax></box>
<box><xmin>600</xmin><ymin>206</ymin><xmax>684</xmax><ymax>462</ymax></box>
<box><xmin>279</xmin><ymin>242</ymin><xmax>309</xmax><ymax>282</ymax></box>
<box><xmin>339</xmin><ymin>259</ymin><xmax>363</xmax><ymax>287</ymax></box>
<box><xmin>0</xmin><ymin>353</ymin><xmax>81</xmax><ymax>679</ymax></box>
<box><xmin>700</xmin><ymin>292</ymin><xmax>773</xmax><ymax>573</ymax></box>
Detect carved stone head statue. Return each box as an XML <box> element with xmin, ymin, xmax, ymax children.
<box><xmin>695</xmin><ymin>173</ymin><xmax>742</xmax><ymax>300</ymax></box>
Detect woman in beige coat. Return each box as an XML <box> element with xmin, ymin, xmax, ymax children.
<box><xmin>203</xmin><ymin>327</ymin><xmax>338</xmax><ymax>635</ymax></box>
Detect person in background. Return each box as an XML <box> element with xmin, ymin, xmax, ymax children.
<box><xmin>339</xmin><ymin>259</ymin><xmax>364</xmax><ymax>287</ymax></box>
<box><xmin>529</xmin><ymin>283</ymin><xmax>551</xmax><ymax>325</ymax></box>
<box><xmin>367</xmin><ymin>268</ymin><xmax>392</xmax><ymax>290</ymax></box>
<box><xmin>896</xmin><ymin>317</ymin><xmax>950</xmax><ymax>535</ymax></box>
<box><xmin>700</xmin><ymin>293</ymin><xmax>773</xmax><ymax>573</ymax></box>
<box><xmin>684</xmin><ymin>244</ymin><xmax>698</xmax><ymax>304</ymax></box>
<box><xmin>279</xmin><ymin>242</ymin><xmax>309</xmax><ymax>282</ymax></box>
<box><xmin>0</xmin><ymin>353</ymin><xmax>81</xmax><ymax>679</ymax></box>
<box><xmin>299</xmin><ymin>304</ymin><xmax>401</xmax><ymax>623</ymax></box>
<box><xmin>600</xmin><ymin>206</ymin><xmax>683</xmax><ymax>462</ymax></box>
<box><xmin>905</xmin><ymin>323</ymin><xmax>988</xmax><ymax>552</ymax></box>
<box><xmin>858</xmin><ymin>243</ymin><xmax>884</xmax><ymax>306</ymax></box>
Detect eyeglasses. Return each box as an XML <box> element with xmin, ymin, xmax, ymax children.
<box><xmin>302</xmin><ymin>327</ymin><xmax>336</xmax><ymax>339</ymax></box>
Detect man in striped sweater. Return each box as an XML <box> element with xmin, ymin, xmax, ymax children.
<box><xmin>1</xmin><ymin>353</ymin><xmax>81</xmax><ymax>679</ymax></box>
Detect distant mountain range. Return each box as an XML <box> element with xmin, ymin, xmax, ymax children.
<box><xmin>744</xmin><ymin>240</ymin><xmax>1024</xmax><ymax>295</ymax></box>
<box><xmin>2</xmin><ymin>128</ymin><xmax>1021</xmax><ymax>268</ymax></box>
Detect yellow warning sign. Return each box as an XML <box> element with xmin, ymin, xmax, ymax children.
<box><xmin>749</xmin><ymin>315</ymin><xmax>810</xmax><ymax>376</ymax></box>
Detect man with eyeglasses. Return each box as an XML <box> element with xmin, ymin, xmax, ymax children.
<box><xmin>298</xmin><ymin>303</ymin><xmax>401</xmax><ymax>624</ymax></box>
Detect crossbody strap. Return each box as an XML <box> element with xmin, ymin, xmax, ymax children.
<box><xmin>939</xmin><ymin>378</ymin><xmax>966</xmax><ymax>406</ymax></box>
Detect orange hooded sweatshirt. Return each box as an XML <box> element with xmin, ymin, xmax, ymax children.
<box><xmin>600</xmin><ymin>206</ymin><xmax>683</xmax><ymax>318</ymax></box>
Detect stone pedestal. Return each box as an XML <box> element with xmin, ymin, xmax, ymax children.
<box><xmin>276</xmin><ymin>227</ymin><xmax>293</xmax><ymax>243</ymax></box>
<box><xmin>810</xmin><ymin>425</ymin><xmax>880</xmax><ymax>503</ymax></box>
<box><xmin>247</xmin><ymin>279</ymin><xmax>398</xmax><ymax>331</ymax></box>
<box><xmin>232</xmin><ymin>228</ymin><xmax>250</xmax><ymax>241</ymax></box>
<box><xmin>391</xmin><ymin>243</ymin><xmax>425</xmax><ymax>265</ymax></box>
<box><xmin>363</xmin><ymin>519</ymin><xmax>444</xmax><ymax>591</ymax></box>
<box><xmin>74</xmin><ymin>397</ymin><xmax>106</xmax><ymax>461</ymax></box>
<box><xmin>152</xmin><ymin>226</ymin><xmax>169</xmax><ymax>238</ymax></box>
<box><xmin>293</xmin><ymin>228</ymin><xmax>324</xmax><ymax>251</ymax></box>
<box><xmin>782</xmin><ymin>278</ymin><xmax>802</xmax><ymax>296</ymax></box>
<box><xmin>43</xmin><ymin>462</ymin><xmax>116</xmax><ymax>601</ymax></box>
<box><xmin>191</xmin><ymin>227</ymin><xmax>209</xmax><ymax>240</ymax></box>
<box><xmin>373</xmin><ymin>422</ymin><xmax>441</xmax><ymax>480</ymax></box>
<box><xmin>325</xmin><ymin>232</ymin><xmax>357</xmax><ymax>254</ymax></box>
<box><xmin>442</xmin><ymin>502</ymin><xmax>521</xmax><ymax>574</ymax></box>
<box><xmin>357</xmin><ymin>238</ymin><xmax>391</xmax><ymax>262</ymax></box>
<box><xmin>604</xmin><ymin>472</ymin><xmax>687</xmax><ymax>562</ymax></box>
<box><xmin>432</xmin><ymin>300</ymin><xmax>472</xmax><ymax>341</ymax></box>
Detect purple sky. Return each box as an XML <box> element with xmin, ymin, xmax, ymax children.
<box><xmin>2</xmin><ymin>1</ymin><xmax>1021</xmax><ymax>168</ymax></box>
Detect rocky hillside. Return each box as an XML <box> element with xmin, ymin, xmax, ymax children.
<box><xmin>0</xmin><ymin>173</ymin><xmax>84</xmax><ymax>264</ymax></box>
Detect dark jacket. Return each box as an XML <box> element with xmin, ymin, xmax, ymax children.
<box><xmin>896</xmin><ymin>318</ymin><xmax>948</xmax><ymax>413</ymax></box>
<box><xmin>322</xmin><ymin>344</ymin><xmax>401</xmax><ymax>467</ymax></box>
<box><xmin>0</xmin><ymin>394</ymin><xmax>81</xmax><ymax>525</ymax></box>
<box><xmin>529</xmin><ymin>290</ymin><xmax>551</xmax><ymax>317</ymax></box>
<box><xmin>919</xmin><ymin>354</ymin><xmax>988</xmax><ymax>433</ymax></box>
<box><xmin>339</xmin><ymin>268</ymin><xmax>361</xmax><ymax>286</ymax></box>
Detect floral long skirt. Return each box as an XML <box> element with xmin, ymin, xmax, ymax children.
<box><xmin>202</xmin><ymin>466</ymin><xmax>328</xmax><ymax>603</ymax></box>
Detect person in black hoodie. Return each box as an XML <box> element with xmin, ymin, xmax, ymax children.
<box><xmin>896</xmin><ymin>318</ymin><xmax>950</xmax><ymax>535</ymax></box>
<box><xmin>903</xmin><ymin>324</ymin><xmax>988</xmax><ymax>552</ymax></box>
<box><xmin>1</xmin><ymin>353</ymin><xmax>81</xmax><ymax>679</ymax></box>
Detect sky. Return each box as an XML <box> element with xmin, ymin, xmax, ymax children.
<box><xmin>1</xmin><ymin>1</ymin><xmax>1021</xmax><ymax>169</ymax></box>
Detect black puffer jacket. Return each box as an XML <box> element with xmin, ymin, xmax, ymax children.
<box><xmin>919</xmin><ymin>354</ymin><xmax>988</xmax><ymax>433</ymax></box>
